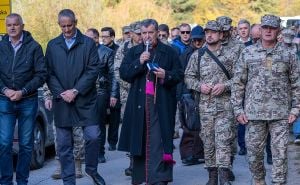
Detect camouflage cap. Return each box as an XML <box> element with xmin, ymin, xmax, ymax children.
<box><xmin>261</xmin><ymin>14</ymin><xmax>281</xmax><ymax>28</ymax></box>
<box><xmin>129</xmin><ymin>21</ymin><xmax>141</xmax><ymax>34</ymax></box>
<box><xmin>216</xmin><ymin>16</ymin><xmax>232</xmax><ymax>31</ymax></box>
<box><xmin>281</xmin><ymin>28</ymin><xmax>296</xmax><ymax>44</ymax></box>
<box><xmin>204</xmin><ymin>20</ymin><xmax>222</xmax><ymax>32</ymax></box>
<box><xmin>122</xmin><ymin>26</ymin><xmax>131</xmax><ymax>33</ymax></box>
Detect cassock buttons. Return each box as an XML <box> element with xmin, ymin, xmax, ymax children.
<box><xmin>139</xmin><ymin>88</ymin><xmax>142</xmax><ymax>92</ymax></box>
<box><xmin>138</xmin><ymin>105</ymin><xmax>141</xmax><ymax>109</ymax></box>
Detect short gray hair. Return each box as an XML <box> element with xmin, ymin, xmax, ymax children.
<box><xmin>140</xmin><ymin>19</ymin><xmax>158</xmax><ymax>31</ymax></box>
<box><xmin>6</xmin><ymin>13</ymin><xmax>24</xmax><ymax>25</ymax></box>
<box><xmin>58</xmin><ymin>9</ymin><xmax>76</xmax><ymax>23</ymax></box>
<box><xmin>238</xmin><ymin>19</ymin><xmax>250</xmax><ymax>28</ymax></box>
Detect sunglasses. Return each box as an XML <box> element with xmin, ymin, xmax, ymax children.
<box><xmin>180</xmin><ymin>31</ymin><xmax>191</xmax><ymax>34</ymax></box>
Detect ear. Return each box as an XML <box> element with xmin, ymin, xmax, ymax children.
<box><xmin>219</xmin><ymin>31</ymin><xmax>224</xmax><ymax>40</ymax></box>
<box><xmin>74</xmin><ymin>19</ymin><xmax>78</xmax><ymax>26</ymax></box>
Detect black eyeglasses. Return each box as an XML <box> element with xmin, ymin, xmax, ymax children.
<box><xmin>158</xmin><ymin>34</ymin><xmax>168</xmax><ymax>38</ymax></box>
<box><xmin>180</xmin><ymin>31</ymin><xmax>191</xmax><ymax>34</ymax></box>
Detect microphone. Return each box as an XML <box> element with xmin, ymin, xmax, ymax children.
<box><xmin>145</xmin><ymin>40</ymin><xmax>150</xmax><ymax>52</ymax></box>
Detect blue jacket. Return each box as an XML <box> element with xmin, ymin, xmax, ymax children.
<box><xmin>171</xmin><ymin>36</ymin><xmax>190</xmax><ymax>55</ymax></box>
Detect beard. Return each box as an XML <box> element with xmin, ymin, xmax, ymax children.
<box><xmin>206</xmin><ymin>40</ymin><xmax>220</xmax><ymax>46</ymax></box>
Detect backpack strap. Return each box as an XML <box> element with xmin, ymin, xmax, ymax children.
<box><xmin>205</xmin><ymin>48</ymin><xmax>231</xmax><ymax>80</ymax></box>
<box><xmin>197</xmin><ymin>47</ymin><xmax>206</xmax><ymax>78</ymax></box>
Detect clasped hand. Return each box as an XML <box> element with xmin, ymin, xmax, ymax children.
<box><xmin>200</xmin><ymin>83</ymin><xmax>225</xmax><ymax>96</ymax></box>
<box><xmin>60</xmin><ymin>89</ymin><xmax>77</xmax><ymax>103</ymax></box>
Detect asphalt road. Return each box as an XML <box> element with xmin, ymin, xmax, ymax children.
<box><xmin>2</xmin><ymin>131</ymin><xmax>299</xmax><ymax>185</ymax></box>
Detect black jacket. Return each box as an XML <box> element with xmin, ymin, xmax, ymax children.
<box><xmin>177</xmin><ymin>45</ymin><xmax>197</xmax><ymax>99</ymax></box>
<box><xmin>96</xmin><ymin>44</ymin><xmax>119</xmax><ymax>99</ymax></box>
<box><xmin>107</xmin><ymin>42</ymin><xmax>119</xmax><ymax>54</ymax></box>
<box><xmin>0</xmin><ymin>31</ymin><xmax>47</xmax><ymax>97</ymax></box>
<box><xmin>118</xmin><ymin>40</ymin><xmax>183</xmax><ymax>155</ymax></box>
<box><xmin>45</xmin><ymin>29</ymin><xmax>103</xmax><ymax>127</ymax></box>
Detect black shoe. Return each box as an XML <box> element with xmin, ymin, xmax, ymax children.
<box><xmin>228</xmin><ymin>169</ymin><xmax>235</xmax><ymax>181</ymax></box>
<box><xmin>108</xmin><ymin>145</ymin><xmax>116</xmax><ymax>151</ymax></box>
<box><xmin>98</xmin><ymin>155</ymin><xmax>106</xmax><ymax>163</ymax></box>
<box><xmin>124</xmin><ymin>166</ymin><xmax>132</xmax><ymax>176</ymax></box>
<box><xmin>238</xmin><ymin>148</ymin><xmax>247</xmax><ymax>155</ymax></box>
<box><xmin>86</xmin><ymin>172</ymin><xmax>106</xmax><ymax>185</ymax></box>
<box><xmin>182</xmin><ymin>157</ymin><xmax>202</xmax><ymax>166</ymax></box>
<box><xmin>267</xmin><ymin>155</ymin><xmax>273</xmax><ymax>165</ymax></box>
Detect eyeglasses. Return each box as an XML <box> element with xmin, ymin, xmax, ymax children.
<box><xmin>101</xmin><ymin>35</ymin><xmax>111</xmax><ymax>38</ymax></box>
<box><xmin>158</xmin><ymin>34</ymin><xmax>168</xmax><ymax>38</ymax></box>
<box><xmin>180</xmin><ymin>31</ymin><xmax>191</xmax><ymax>34</ymax></box>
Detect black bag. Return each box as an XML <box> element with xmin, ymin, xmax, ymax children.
<box><xmin>182</xmin><ymin>95</ymin><xmax>201</xmax><ymax>131</ymax></box>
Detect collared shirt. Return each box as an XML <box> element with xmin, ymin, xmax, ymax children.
<box><xmin>9</xmin><ymin>33</ymin><xmax>23</xmax><ymax>55</ymax></box>
<box><xmin>63</xmin><ymin>30</ymin><xmax>77</xmax><ymax>49</ymax></box>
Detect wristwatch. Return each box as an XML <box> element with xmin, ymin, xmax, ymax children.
<box><xmin>72</xmin><ymin>89</ymin><xmax>79</xmax><ymax>96</ymax></box>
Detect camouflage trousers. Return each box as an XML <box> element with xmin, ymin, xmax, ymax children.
<box><xmin>175</xmin><ymin>102</ymin><xmax>182</xmax><ymax>133</ymax></box>
<box><xmin>120</xmin><ymin>89</ymin><xmax>129</xmax><ymax>120</ymax></box>
<box><xmin>246</xmin><ymin>120</ymin><xmax>289</xmax><ymax>185</ymax></box>
<box><xmin>200</xmin><ymin>111</ymin><xmax>235</xmax><ymax>168</ymax></box>
<box><xmin>53</xmin><ymin>124</ymin><xmax>85</xmax><ymax>160</ymax></box>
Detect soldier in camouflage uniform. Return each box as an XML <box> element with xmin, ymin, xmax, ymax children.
<box><xmin>114</xmin><ymin>21</ymin><xmax>142</xmax><ymax>176</ymax></box>
<box><xmin>216</xmin><ymin>15</ymin><xmax>244</xmax><ymax>181</ymax></box>
<box><xmin>42</xmin><ymin>84</ymin><xmax>84</xmax><ymax>179</ymax></box>
<box><xmin>231</xmin><ymin>15</ymin><xmax>300</xmax><ymax>185</ymax></box>
<box><xmin>185</xmin><ymin>20</ymin><xmax>239</xmax><ymax>185</ymax></box>
<box><xmin>114</xmin><ymin>21</ymin><xmax>142</xmax><ymax>118</ymax></box>
<box><xmin>281</xmin><ymin>28</ymin><xmax>298</xmax><ymax>52</ymax></box>
<box><xmin>116</xmin><ymin>25</ymin><xmax>131</xmax><ymax>46</ymax></box>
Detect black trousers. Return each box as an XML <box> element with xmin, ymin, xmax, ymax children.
<box><xmin>97</xmin><ymin>94</ymin><xmax>121</xmax><ymax>155</ymax></box>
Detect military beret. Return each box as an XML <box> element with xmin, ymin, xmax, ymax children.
<box><xmin>261</xmin><ymin>14</ymin><xmax>281</xmax><ymax>28</ymax></box>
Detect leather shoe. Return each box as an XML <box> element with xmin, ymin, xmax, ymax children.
<box><xmin>238</xmin><ymin>148</ymin><xmax>247</xmax><ymax>155</ymax></box>
<box><xmin>86</xmin><ymin>172</ymin><xmax>106</xmax><ymax>185</ymax></box>
<box><xmin>267</xmin><ymin>155</ymin><xmax>273</xmax><ymax>165</ymax></box>
<box><xmin>108</xmin><ymin>145</ymin><xmax>116</xmax><ymax>151</ymax></box>
<box><xmin>98</xmin><ymin>155</ymin><xmax>106</xmax><ymax>163</ymax></box>
<box><xmin>182</xmin><ymin>156</ymin><xmax>203</xmax><ymax>166</ymax></box>
<box><xmin>228</xmin><ymin>169</ymin><xmax>235</xmax><ymax>181</ymax></box>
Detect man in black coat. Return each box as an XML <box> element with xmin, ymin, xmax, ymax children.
<box><xmin>45</xmin><ymin>9</ymin><xmax>105</xmax><ymax>185</ymax></box>
<box><xmin>119</xmin><ymin>19</ymin><xmax>183</xmax><ymax>185</ymax></box>
<box><xmin>0</xmin><ymin>13</ymin><xmax>47</xmax><ymax>185</ymax></box>
<box><xmin>178</xmin><ymin>25</ymin><xmax>205</xmax><ymax>166</ymax></box>
<box><xmin>86</xmin><ymin>28</ymin><xmax>119</xmax><ymax>163</ymax></box>
<box><xmin>100</xmin><ymin>26</ymin><xmax>121</xmax><ymax>154</ymax></box>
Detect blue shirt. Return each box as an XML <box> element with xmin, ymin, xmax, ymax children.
<box><xmin>9</xmin><ymin>33</ymin><xmax>23</xmax><ymax>56</ymax></box>
<box><xmin>63</xmin><ymin>30</ymin><xmax>77</xmax><ymax>49</ymax></box>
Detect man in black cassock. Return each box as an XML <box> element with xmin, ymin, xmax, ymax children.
<box><xmin>118</xmin><ymin>19</ymin><xmax>183</xmax><ymax>185</ymax></box>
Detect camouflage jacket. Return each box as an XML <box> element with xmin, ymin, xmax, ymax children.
<box><xmin>114</xmin><ymin>40</ymin><xmax>136</xmax><ymax>103</ymax></box>
<box><xmin>184</xmin><ymin>46</ymin><xmax>239</xmax><ymax>113</ymax></box>
<box><xmin>231</xmin><ymin>41</ymin><xmax>300</xmax><ymax>120</ymax></box>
